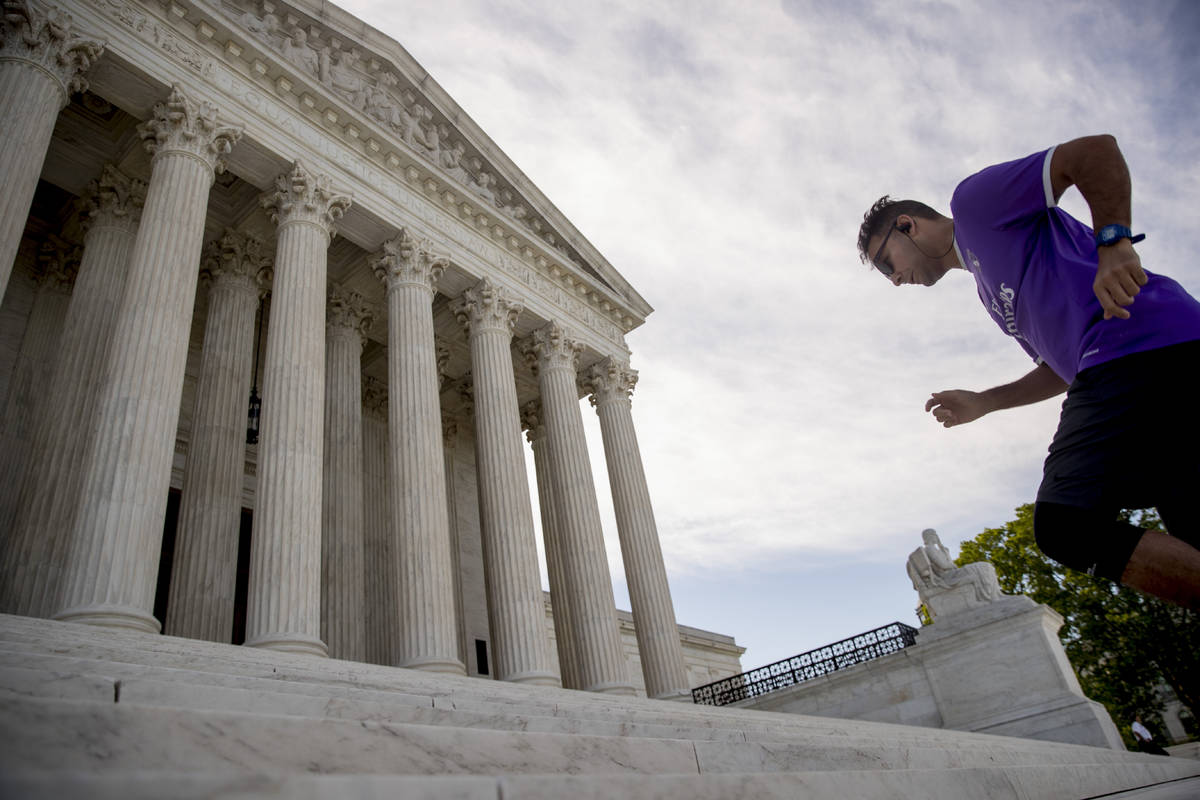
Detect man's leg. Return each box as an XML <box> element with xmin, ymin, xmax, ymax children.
<box><xmin>1120</xmin><ymin>531</ymin><xmax>1200</xmax><ymax>610</ymax></box>
<box><xmin>1033</xmin><ymin>501</ymin><xmax>1200</xmax><ymax>610</ymax></box>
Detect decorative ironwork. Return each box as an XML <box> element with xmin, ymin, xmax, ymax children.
<box><xmin>691</xmin><ymin>621</ymin><xmax>919</xmax><ymax>706</ymax></box>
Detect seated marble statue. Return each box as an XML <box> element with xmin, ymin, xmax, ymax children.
<box><xmin>907</xmin><ymin>529</ymin><xmax>1001</xmax><ymax>618</ymax></box>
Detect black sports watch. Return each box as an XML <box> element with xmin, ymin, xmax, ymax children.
<box><xmin>1094</xmin><ymin>224</ymin><xmax>1145</xmax><ymax>247</ymax></box>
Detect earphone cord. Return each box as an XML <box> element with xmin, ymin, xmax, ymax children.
<box><xmin>906</xmin><ymin>222</ymin><xmax>955</xmax><ymax>261</ymax></box>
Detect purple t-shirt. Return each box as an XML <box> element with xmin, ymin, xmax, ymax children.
<box><xmin>950</xmin><ymin>147</ymin><xmax>1200</xmax><ymax>383</ymax></box>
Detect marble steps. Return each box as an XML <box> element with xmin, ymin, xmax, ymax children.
<box><xmin>4</xmin><ymin>769</ymin><xmax>1200</xmax><ymax>800</ymax></box>
<box><xmin>0</xmin><ymin>693</ymin><xmax>1194</xmax><ymax>790</ymax></box>
<box><xmin>0</xmin><ymin>664</ymin><xmax>1157</xmax><ymax>777</ymax></box>
<box><xmin>3</xmin><ymin>614</ymin><xmax>1199</xmax><ymax>799</ymax></box>
<box><xmin>0</xmin><ymin>619</ymin><xmax>1152</xmax><ymax>758</ymax></box>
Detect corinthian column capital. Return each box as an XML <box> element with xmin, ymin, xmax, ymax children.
<box><xmin>370</xmin><ymin>228</ymin><xmax>447</xmax><ymax>293</ymax></box>
<box><xmin>0</xmin><ymin>0</ymin><xmax>104</xmax><ymax>100</ymax></box>
<box><xmin>138</xmin><ymin>85</ymin><xmax>242</xmax><ymax>173</ymax></box>
<box><xmin>35</xmin><ymin>234</ymin><xmax>79</xmax><ymax>294</ymax></box>
<box><xmin>519</xmin><ymin>400</ymin><xmax>544</xmax><ymax>444</ymax></box>
<box><xmin>521</xmin><ymin>320</ymin><xmax>581</xmax><ymax>375</ymax></box>
<box><xmin>581</xmin><ymin>357</ymin><xmax>637</xmax><ymax>409</ymax></box>
<box><xmin>451</xmin><ymin>278</ymin><xmax>523</xmax><ymax>336</ymax></box>
<box><xmin>362</xmin><ymin>375</ymin><xmax>387</xmax><ymax>421</ymax></box>
<box><xmin>260</xmin><ymin>160</ymin><xmax>351</xmax><ymax>238</ymax></box>
<box><xmin>200</xmin><ymin>228</ymin><xmax>271</xmax><ymax>297</ymax></box>
<box><xmin>326</xmin><ymin>284</ymin><xmax>373</xmax><ymax>340</ymax></box>
<box><xmin>79</xmin><ymin>165</ymin><xmax>146</xmax><ymax>237</ymax></box>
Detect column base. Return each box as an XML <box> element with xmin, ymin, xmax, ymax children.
<box><xmin>583</xmin><ymin>681</ymin><xmax>638</xmax><ymax>696</ymax></box>
<box><xmin>244</xmin><ymin>633</ymin><xmax>328</xmax><ymax>657</ymax></box>
<box><xmin>502</xmin><ymin>669</ymin><xmax>561</xmax><ymax>687</ymax></box>
<box><xmin>398</xmin><ymin>656</ymin><xmax>467</xmax><ymax>675</ymax></box>
<box><xmin>52</xmin><ymin>604</ymin><xmax>161</xmax><ymax>634</ymax></box>
<box><xmin>651</xmin><ymin>688</ymin><xmax>695</xmax><ymax>703</ymax></box>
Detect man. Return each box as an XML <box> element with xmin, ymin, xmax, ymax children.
<box><xmin>1131</xmin><ymin>716</ymin><xmax>1169</xmax><ymax>756</ymax></box>
<box><xmin>857</xmin><ymin>135</ymin><xmax>1200</xmax><ymax>610</ymax></box>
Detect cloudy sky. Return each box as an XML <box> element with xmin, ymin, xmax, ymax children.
<box><xmin>335</xmin><ymin>0</ymin><xmax>1200</xmax><ymax>670</ymax></box>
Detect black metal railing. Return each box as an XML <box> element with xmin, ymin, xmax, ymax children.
<box><xmin>691</xmin><ymin>621</ymin><xmax>919</xmax><ymax>706</ymax></box>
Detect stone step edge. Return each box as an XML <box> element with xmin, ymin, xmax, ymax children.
<box><xmin>0</xmin><ymin>622</ymin><xmax>1128</xmax><ymax>757</ymax></box>
<box><xmin>3</xmin><ymin>693</ymin><xmax>1194</xmax><ymax>779</ymax></box>
<box><xmin>0</xmin><ymin>647</ymin><xmax>1141</xmax><ymax>761</ymax></box>
<box><xmin>1</xmin><ymin>767</ymin><xmax>1198</xmax><ymax>800</ymax></box>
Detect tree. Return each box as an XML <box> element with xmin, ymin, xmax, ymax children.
<box><xmin>956</xmin><ymin>503</ymin><xmax>1198</xmax><ymax>746</ymax></box>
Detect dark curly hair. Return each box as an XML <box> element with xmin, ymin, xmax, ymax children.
<box><xmin>857</xmin><ymin>195</ymin><xmax>943</xmax><ymax>264</ymax></box>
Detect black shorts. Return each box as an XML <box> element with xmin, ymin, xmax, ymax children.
<box><xmin>1037</xmin><ymin>339</ymin><xmax>1200</xmax><ymax>545</ymax></box>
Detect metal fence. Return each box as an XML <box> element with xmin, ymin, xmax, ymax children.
<box><xmin>691</xmin><ymin>621</ymin><xmax>919</xmax><ymax>706</ymax></box>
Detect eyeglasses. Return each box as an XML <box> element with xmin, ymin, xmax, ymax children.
<box><xmin>871</xmin><ymin>222</ymin><xmax>898</xmax><ymax>276</ymax></box>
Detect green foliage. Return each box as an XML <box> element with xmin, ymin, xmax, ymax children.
<box><xmin>956</xmin><ymin>504</ymin><xmax>1199</xmax><ymax>748</ymax></box>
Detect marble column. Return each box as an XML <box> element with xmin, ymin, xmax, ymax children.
<box><xmin>0</xmin><ymin>1</ymin><xmax>102</xmax><ymax>297</ymax></box>
<box><xmin>582</xmin><ymin>358</ymin><xmax>690</xmax><ymax>699</ymax></box>
<box><xmin>164</xmin><ymin>231</ymin><xmax>269</xmax><ymax>643</ymax></box>
<box><xmin>522</xmin><ymin>322</ymin><xmax>634</xmax><ymax>695</ymax></box>
<box><xmin>1</xmin><ymin>166</ymin><xmax>144</xmax><ymax>618</ymax></box>
<box><xmin>246</xmin><ymin>161</ymin><xmax>349</xmax><ymax>656</ymax></box>
<box><xmin>441</xmin><ymin>408</ymin><xmax>469</xmax><ymax>671</ymax></box>
<box><xmin>321</xmin><ymin>285</ymin><xmax>371</xmax><ymax>662</ymax></box>
<box><xmin>361</xmin><ymin>376</ymin><xmax>396</xmax><ymax>666</ymax></box>
<box><xmin>54</xmin><ymin>87</ymin><xmax>241</xmax><ymax>632</ymax></box>
<box><xmin>371</xmin><ymin>231</ymin><xmax>462</xmax><ymax>673</ymax></box>
<box><xmin>450</xmin><ymin>279</ymin><xmax>557</xmax><ymax>685</ymax></box>
<box><xmin>0</xmin><ymin>237</ymin><xmax>77</xmax><ymax>536</ymax></box>
<box><xmin>521</xmin><ymin>400</ymin><xmax>582</xmax><ymax>689</ymax></box>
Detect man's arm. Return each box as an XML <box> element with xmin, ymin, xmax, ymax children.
<box><xmin>925</xmin><ymin>363</ymin><xmax>1067</xmax><ymax>428</ymax></box>
<box><xmin>1049</xmin><ymin>135</ymin><xmax>1147</xmax><ymax>320</ymax></box>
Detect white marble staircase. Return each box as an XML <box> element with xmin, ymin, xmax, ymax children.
<box><xmin>0</xmin><ymin>613</ymin><xmax>1196</xmax><ymax>799</ymax></box>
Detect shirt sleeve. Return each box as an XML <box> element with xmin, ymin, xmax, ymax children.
<box><xmin>951</xmin><ymin>148</ymin><xmax>1055</xmax><ymax>230</ymax></box>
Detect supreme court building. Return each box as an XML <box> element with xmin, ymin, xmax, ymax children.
<box><xmin>0</xmin><ymin>0</ymin><xmax>742</xmax><ymax>699</ymax></box>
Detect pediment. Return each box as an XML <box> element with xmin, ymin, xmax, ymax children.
<box><xmin>206</xmin><ymin>0</ymin><xmax>651</xmax><ymax>326</ymax></box>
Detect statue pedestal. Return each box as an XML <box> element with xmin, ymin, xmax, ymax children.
<box><xmin>915</xmin><ymin>596</ymin><xmax>1123</xmax><ymax>749</ymax></box>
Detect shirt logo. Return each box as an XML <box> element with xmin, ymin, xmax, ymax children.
<box><xmin>990</xmin><ymin>282</ymin><xmax>1027</xmax><ymax>341</ymax></box>
<box><xmin>966</xmin><ymin>248</ymin><xmax>981</xmax><ymax>271</ymax></box>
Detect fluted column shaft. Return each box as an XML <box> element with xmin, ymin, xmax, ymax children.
<box><xmin>164</xmin><ymin>231</ymin><xmax>267</xmax><ymax>642</ymax></box>
<box><xmin>247</xmin><ymin>161</ymin><xmax>350</xmax><ymax>656</ymax></box>
<box><xmin>54</xmin><ymin>87</ymin><xmax>241</xmax><ymax>632</ymax></box>
<box><xmin>524</xmin><ymin>322</ymin><xmax>633</xmax><ymax>695</ymax></box>
<box><xmin>0</xmin><ymin>1</ymin><xmax>102</xmax><ymax>296</ymax></box>
<box><xmin>320</xmin><ymin>287</ymin><xmax>370</xmax><ymax>662</ymax></box>
<box><xmin>0</xmin><ymin>238</ymin><xmax>76</xmax><ymax>535</ymax></box>
<box><xmin>522</xmin><ymin>402</ymin><xmax>582</xmax><ymax>689</ymax></box>
<box><xmin>1</xmin><ymin>167</ymin><xmax>143</xmax><ymax>618</ymax></box>
<box><xmin>372</xmin><ymin>232</ymin><xmax>462</xmax><ymax>673</ymax></box>
<box><xmin>451</xmin><ymin>279</ymin><xmax>556</xmax><ymax>685</ymax></box>
<box><xmin>584</xmin><ymin>359</ymin><xmax>690</xmax><ymax>699</ymax></box>
<box><xmin>442</xmin><ymin>412</ymin><xmax>469</xmax><ymax>671</ymax></box>
<box><xmin>361</xmin><ymin>379</ymin><xmax>396</xmax><ymax>666</ymax></box>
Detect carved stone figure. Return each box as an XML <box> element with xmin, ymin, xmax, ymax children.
<box><xmin>438</xmin><ymin>137</ymin><xmax>471</xmax><ymax>184</ymax></box>
<box><xmin>240</xmin><ymin>10</ymin><xmax>282</xmax><ymax>49</ymax></box>
<box><xmin>323</xmin><ymin>48</ymin><xmax>365</xmax><ymax>104</ymax></box>
<box><xmin>472</xmin><ymin>169</ymin><xmax>498</xmax><ymax>206</ymax></box>
<box><xmin>907</xmin><ymin>529</ymin><xmax>1001</xmax><ymax>620</ymax></box>
<box><xmin>279</xmin><ymin>26</ymin><xmax>318</xmax><ymax>78</ymax></box>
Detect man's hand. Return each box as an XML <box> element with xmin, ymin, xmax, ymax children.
<box><xmin>1094</xmin><ymin>239</ymin><xmax>1147</xmax><ymax>320</ymax></box>
<box><xmin>925</xmin><ymin>390</ymin><xmax>992</xmax><ymax>428</ymax></box>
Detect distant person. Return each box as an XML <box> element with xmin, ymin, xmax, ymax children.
<box><xmin>1131</xmin><ymin>716</ymin><xmax>1169</xmax><ymax>755</ymax></box>
<box><xmin>856</xmin><ymin>135</ymin><xmax>1200</xmax><ymax>611</ymax></box>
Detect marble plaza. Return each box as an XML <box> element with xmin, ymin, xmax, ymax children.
<box><xmin>1</xmin><ymin>1</ymin><xmax>1198</xmax><ymax>796</ymax></box>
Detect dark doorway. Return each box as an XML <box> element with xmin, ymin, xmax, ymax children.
<box><xmin>153</xmin><ymin>490</ymin><xmax>254</xmax><ymax>644</ymax></box>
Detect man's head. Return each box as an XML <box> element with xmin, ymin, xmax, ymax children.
<box><xmin>858</xmin><ymin>195</ymin><xmax>956</xmax><ymax>286</ymax></box>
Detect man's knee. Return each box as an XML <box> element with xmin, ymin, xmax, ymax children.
<box><xmin>1032</xmin><ymin>501</ymin><xmax>1144</xmax><ymax>580</ymax></box>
